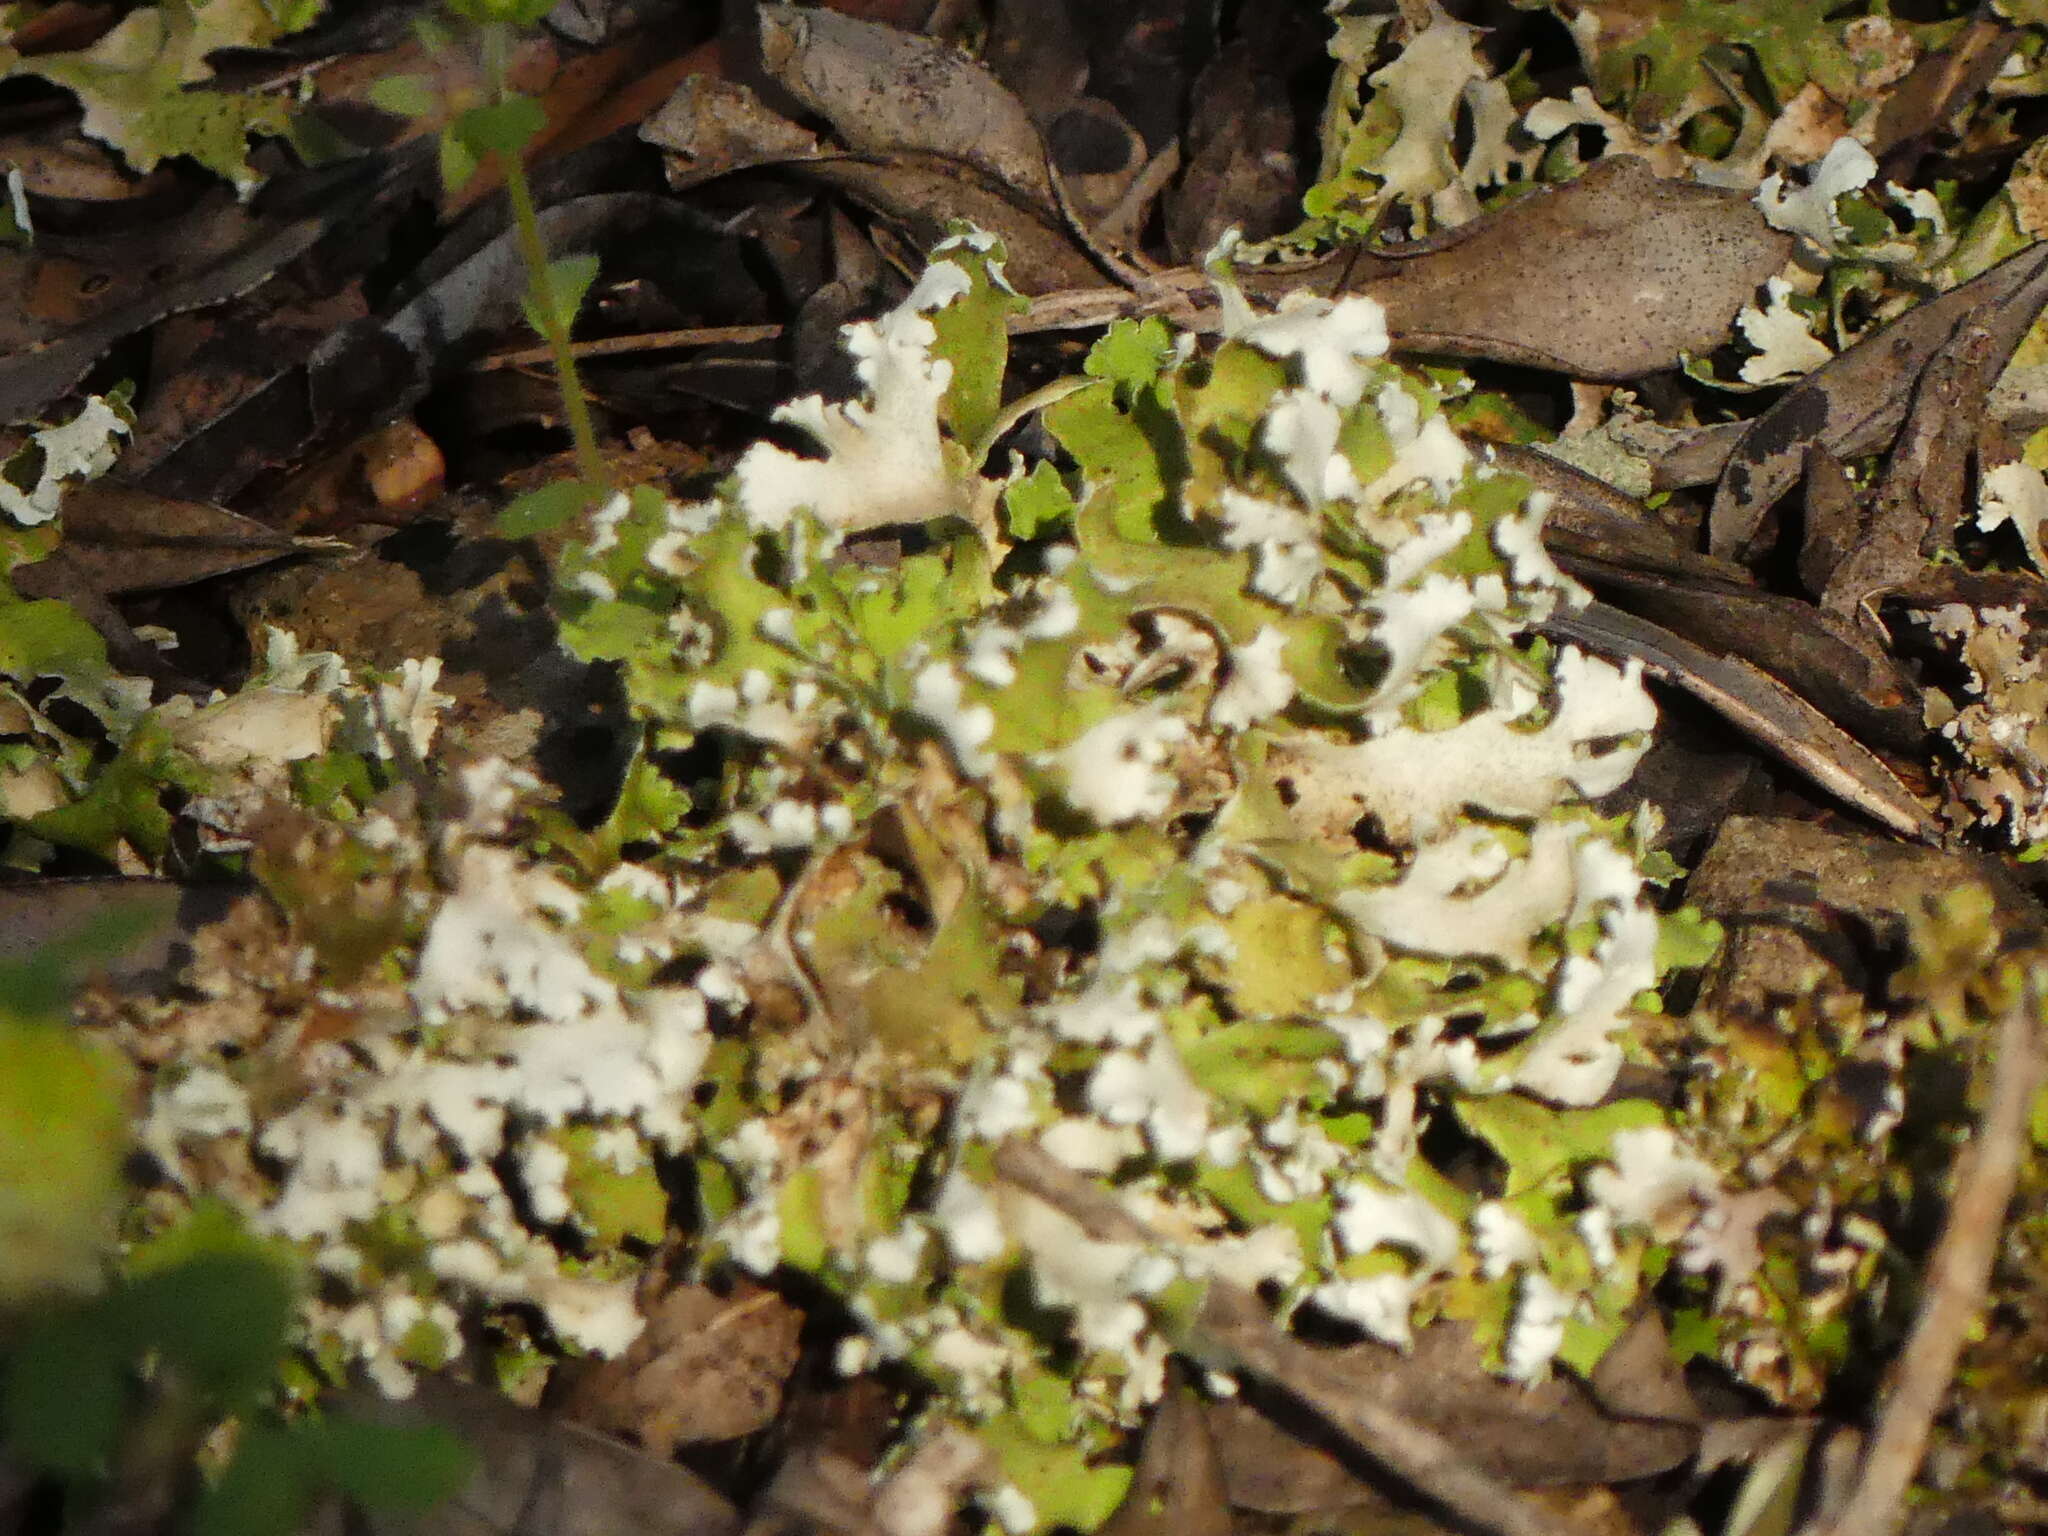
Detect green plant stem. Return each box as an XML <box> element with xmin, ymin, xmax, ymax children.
<box><xmin>483</xmin><ymin>24</ymin><xmax>608</xmax><ymax>497</ymax></box>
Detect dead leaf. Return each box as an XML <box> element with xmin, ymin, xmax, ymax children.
<box><xmin>557</xmin><ymin>1279</ymin><xmax>804</xmax><ymax>1453</ymax></box>
<box><xmin>324</xmin><ymin>1374</ymin><xmax>741</xmax><ymax>1536</ymax></box>
<box><xmin>797</xmin><ymin>155</ymin><xmax>1100</xmax><ymax>293</ymax></box>
<box><xmin>1167</xmin><ymin>41</ymin><xmax>1301</xmax><ymax>261</ymax></box>
<box><xmin>0</xmin><ymin>153</ymin><xmax>417</xmax><ymax>423</ymax></box>
<box><xmin>35</xmin><ymin>480</ymin><xmax>325</xmax><ymax>594</ymax></box>
<box><xmin>640</xmin><ymin>75</ymin><xmax>823</xmax><ymax>186</ymax></box>
<box><xmin>1553</xmin><ymin>554</ymin><xmax>1925</xmax><ymax>758</ymax></box>
<box><xmin>1820</xmin><ymin>320</ymin><xmax>2000</xmax><ymax>625</ymax></box>
<box><xmin>1206</xmin><ymin>1323</ymin><xmax>1699</xmax><ymax>1508</ymax></box>
<box><xmin>1709</xmin><ymin>242</ymin><xmax>2048</xmax><ymax>561</ymax></box>
<box><xmin>1685</xmin><ymin>815</ymin><xmax>2046</xmax><ymax>1018</ymax></box>
<box><xmin>1868</xmin><ymin>18</ymin><xmax>2018</xmax><ymax>180</ymax></box>
<box><xmin>1584</xmin><ymin>1312</ymin><xmax>1701</xmax><ymax>1430</ymax></box>
<box><xmin>0</xmin><ymin>877</ymin><xmax>238</xmax><ymax>996</ymax></box>
<box><xmin>1797</xmin><ymin>443</ymin><xmax>1863</xmax><ymax>601</ymax></box>
<box><xmin>1099</xmin><ymin>1377</ymin><xmax>1232</xmax><ymax>1536</ymax></box>
<box><xmin>756</xmin><ymin>4</ymin><xmax>1056</xmax><ymax>211</ymax></box>
<box><xmin>1647</xmin><ymin>420</ymin><xmax>1751</xmax><ymax>491</ymax></box>
<box><xmin>1488</xmin><ymin>439</ymin><xmax>1736</xmax><ymax>580</ymax></box>
<box><xmin>1541</xmin><ymin>603</ymin><xmax>1940</xmax><ymax>843</ymax></box>
<box><xmin>1340</xmin><ymin>156</ymin><xmax>1793</xmax><ymax>382</ymax></box>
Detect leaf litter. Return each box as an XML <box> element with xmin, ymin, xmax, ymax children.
<box><xmin>12</xmin><ymin>3</ymin><xmax>2048</xmax><ymax>1536</ymax></box>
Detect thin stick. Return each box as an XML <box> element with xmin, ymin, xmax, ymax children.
<box><xmin>474</xmin><ymin>323</ymin><xmax>788</xmax><ymax>371</ymax></box>
<box><xmin>991</xmin><ymin>1139</ymin><xmax>1582</xmax><ymax>1536</ymax></box>
<box><xmin>1811</xmin><ymin>984</ymin><xmax>2045</xmax><ymax>1536</ymax></box>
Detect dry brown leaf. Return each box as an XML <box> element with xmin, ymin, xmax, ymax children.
<box><xmin>557</xmin><ymin>1279</ymin><xmax>804</xmax><ymax>1453</ymax></box>
<box><xmin>1820</xmin><ymin>320</ymin><xmax>2000</xmax><ymax>625</ymax></box>
<box><xmin>1685</xmin><ymin>815</ymin><xmax>2045</xmax><ymax>1018</ymax></box>
<box><xmin>1541</xmin><ymin>603</ymin><xmax>1940</xmax><ymax>842</ymax></box>
<box><xmin>757</xmin><ymin>4</ymin><xmax>1056</xmax><ymax>211</ymax></box>
<box><xmin>1099</xmin><ymin>1378</ymin><xmax>1232</xmax><ymax>1536</ymax></box>
<box><xmin>1206</xmin><ymin>1323</ymin><xmax>1698</xmax><ymax>1510</ymax></box>
<box><xmin>31</xmin><ymin>481</ymin><xmax>328</xmax><ymax>595</ymax></box>
<box><xmin>1709</xmin><ymin>241</ymin><xmax>2048</xmax><ymax>561</ymax></box>
<box><xmin>1344</xmin><ymin>156</ymin><xmax>1793</xmax><ymax>382</ymax></box>
<box><xmin>327</xmin><ymin>1374</ymin><xmax>740</xmax><ymax>1536</ymax></box>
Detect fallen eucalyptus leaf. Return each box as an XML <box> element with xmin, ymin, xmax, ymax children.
<box><xmin>798</xmin><ymin>154</ymin><xmax>1101</xmax><ymax>294</ymax></box>
<box><xmin>1797</xmin><ymin>443</ymin><xmax>1863</xmax><ymax>600</ymax></box>
<box><xmin>1541</xmin><ymin>603</ymin><xmax>1939</xmax><ymax>842</ymax></box>
<box><xmin>1709</xmin><ymin>241</ymin><xmax>2048</xmax><ymax>561</ymax></box>
<box><xmin>0</xmin><ymin>153</ymin><xmax>413</xmax><ymax>425</ymax></box>
<box><xmin>1488</xmin><ymin>439</ymin><xmax>1738</xmax><ymax>580</ymax></box>
<box><xmin>321</xmin><ymin>1375</ymin><xmax>740</xmax><ymax>1536</ymax></box>
<box><xmin>556</xmin><ymin>1280</ymin><xmax>803</xmax><ymax>1454</ymax></box>
<box><xmin>1205</xmin><ymin>1321</ymin><xmax>1698</xmax><ymax>1508</ymax></box>
<box><xmin>1337</xmin><ymin>156</ymin><xmax>1793</xmax><ymax>382</ymax></box>
<box><xmin>46</xmin><ymin>481</ymin><xmax>331</xmax><ymax>595</ymax></box>
<box><xmin>1553</xmin><ymin>552</ymin><xmax>1925</xmax><ymax>758</ymax></box>
<box><xmin>1098</xmin><ymin>1380</ymin><xmax>1231</xmax><ymax>1536</ymax></box>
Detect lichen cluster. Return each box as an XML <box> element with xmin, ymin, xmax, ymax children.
<box><xmin>75</xmin><ymin>234</ymin><xmax>1761</xmax><ymax>1528</ymax></box>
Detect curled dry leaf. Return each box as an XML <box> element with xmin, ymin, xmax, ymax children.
<box><xmin>1032</xmin><ymin>155</ymin><xmax>1793</xmax><ymax>373</ymax></box>
<box><xmin>1552</xmin><ymin>554</ymin><xmax>1926</xmax><ymax>758</ymax></box>
<box><xmin>756</xmin><ymin>4</ymin><xmax>1056</xmax><ymax>211</ymax></box>
<box><xmin>1542</xmin><ymin>603</ymin><xmax>1940</xmax><ymax>843</ymax></box>
<box><xmin>1098</xmin><ymin>1380</ymin><xmax>1231</xmax><ymax>1536</ymax></box>
<box><xmin>1819</xmin><ymin>315</ymin><xmax>2002</xmax><ymax>625</ymax></box>
<box><xmin>37</xmin><ymin>480</ymin><xmax>326</xmax><ymax>595</ymax></box>
<box><xmin>1709</xmin><ymin>241</ymin><xmax>2048</xmax><ymax>561</ymax></box>
<box><xmin>557</xmin><ymin>1280</ymin><xmax>804</xmax><ymax>1454</ymax></box>
<box><xmin>1684</xmin><ymin>814</ymin><xmax>2044</xmax><ymax>1017</ymax></box>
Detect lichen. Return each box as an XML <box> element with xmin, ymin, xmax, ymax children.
<box><xmin>75</xmin><ymin>233</ymin><xmax>1749</xmax><ymax>1526</ymax></box>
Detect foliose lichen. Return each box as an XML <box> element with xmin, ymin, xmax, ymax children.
<box><xmin>87</xmin><ymin>231</ymin><xmax>1747</xmax><ymax>1528</ymax></box>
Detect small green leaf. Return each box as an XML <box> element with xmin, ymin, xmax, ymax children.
<box><xmin>0</xmin><ymin>1019</ymin><xmax>126</xmax><ymax>1305</ymax></box>
<box><xmin>2</xmin><ymin>1307</ymin><xmax>127</xmax><ymax>1477</ymax></box>
<box><xmin>454</xmin><ymin>96</ymin><xmax>546</xmax><ymax>157</ymax></box>
<box><xmin>367</xmin><ymin>75</ymin><xmax>438</xmax><ymax>119</ymax></box>
<box><xmin>1001</xmin><ymin>461</ymin><xmax>1074</xmax><ymax>540</ymax></box>
<box><xmin>318</xmin><ymin>1415</ymin><xmax>474</xmax><ymax>1512</ymax></box>
<box><xmin>193</xmin><ymin>1423</ymin><xmax>318</xmax><ymax>1536</ymax></box>
<box><xmin>1084</xmin><ymin>318</ymin><xmax>1177</xmax><ymax>396</ymax></box>
<box><xmin>498</xmin><ymin>479</ymin><xmax>597</xmax><ymax>537</ymax></box>
<box><xmin>923</xmin><ymin>235</ymin><xmax>1026</xmax><ymax>448</ymax></box>
<box><xmin>437</xmin><ymin>127</ymin><xmax>480</xmax><ymax>195</ymax></box>
<box><xmin>778</xmin><ymin>1165</ymin><xmax>827</xmax><ymax>1271</ymax></box>
<box><xmin>447</xmin><ymin>0</ymin><xmax>558</xmax><ymax>24</ymax></box>
<box><xmin>522</xmin><ymin>253</ymin><xmax>600</xmax><ymax>338</ymax></box>
<box><xmin>121</xmin><ymin>1205</ymin><xmax>298</xmax><ymax>1409</ymax></box>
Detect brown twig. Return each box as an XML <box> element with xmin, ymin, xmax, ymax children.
<box><xmin>991</xmin><ymin>1139</ymin><xmax>1582</xmax><ymax>1536</ymax></box>
<box><xmin>1808</xmin><ymin>983</ymin><xmax>2046</xmax><ymax>1536</ymax></box>
<box><xmin>473</xmin><ymin>323</ymin><xmax>788</xmax><ymax>371</ymax></box>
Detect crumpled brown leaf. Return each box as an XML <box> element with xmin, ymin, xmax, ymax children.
<box><xmin>1709</xmin><ymin>241</ymin><xmax>2048</xmax><ymax>561</ymax></box>
<box><xmin>556</xmin><ymin>1278</ymin><xmax>804</xmax><ymax>1454</ymax></box>
<box><xmin>1543</xmin><ymin>602</ymin><xmax>1939</xmax><ymax>843</ymax></box>
<box><xmin>318</xmin><ymin>1375</ymin><xmax>740</xmax><ymax>1536</ymax></box>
